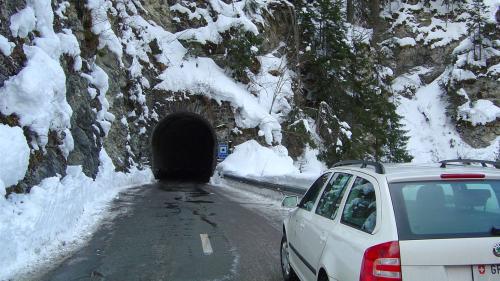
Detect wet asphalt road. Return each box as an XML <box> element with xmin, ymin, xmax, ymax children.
<box><xmin>38</xmin><ymin>181</ymin><xmax>285</xmax><ymax>281</ymax></box>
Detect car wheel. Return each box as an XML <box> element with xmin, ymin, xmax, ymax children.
<box><xmin>281</xmin><ymin>235</ymin><xmax>298</xmax><ymax>281</ymax></box>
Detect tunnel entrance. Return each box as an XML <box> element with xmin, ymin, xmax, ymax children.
<box><xmin>152</xmin><ymin>112</ymin><xmax>217</xmax><ymax>182</ymax></box>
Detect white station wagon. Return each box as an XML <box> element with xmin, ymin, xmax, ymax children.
<box><xmin>280</xmin><ymin>159</ymin><xmax>500</xmax><ymax>281</ymax></box>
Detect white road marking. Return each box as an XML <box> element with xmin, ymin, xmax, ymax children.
<box><xmin>200</xmin><ymin>234</ymin><xmax>213</xmax><ymax>255</ymax></box>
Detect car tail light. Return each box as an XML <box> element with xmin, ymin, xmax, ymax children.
<box><xmin>440</xmin><ymin>173</ymin><xmax>485</xmax><ymax>179</ymax></box>
<box><xmin>360</xmin><ymin>241</ymin><xmax>402</xmax><ymax>281</ymax></box>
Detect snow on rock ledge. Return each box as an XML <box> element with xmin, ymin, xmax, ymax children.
<box><xmin>1</xmin><ymin>0</ymin><xmax>82</xmax><ymax>153</ymax></box>
<box><xmin>0</xmin><ymin>45</ymin><xmax>71</xmax><ymax>149</ymax></box>
<box><xmin>155</xmin><ymin>57</ymin><xmax>283</xmax><ymax>144</ymax></box>
<box><xmin>0</xmin><ymin>125</ymin><xmax>30</xmax><ymax>188</ymax></box>
<box><xmin>0</xmin><ymin>34</ymin><xmax>14</xmax><ymax>56</ymax></box>
<box><xmin>458</xmin><ymin>99</ymin><xmax>500</xmax><ymax>126</ymax></box>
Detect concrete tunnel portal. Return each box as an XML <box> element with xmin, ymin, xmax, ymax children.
<box><xmin>152</xmin><ymin>112</ymin><xmax>217</xmax><ymax>182</ymax></box>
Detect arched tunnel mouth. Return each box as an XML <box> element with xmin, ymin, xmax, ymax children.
<box><xmin>152</xmin><ymin>112</ymin><xmax>217</xmax><ymax>183</ymax></box>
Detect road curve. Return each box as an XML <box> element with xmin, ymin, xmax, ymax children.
<box><xmin>37</xmin><ymin>181</ymin><xmax>285</xmax><ymax>281</ymax></box>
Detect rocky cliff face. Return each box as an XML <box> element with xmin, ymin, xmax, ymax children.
<box><xmin>0</xmin><ymin>0</ymin><xmax>297</xmax><ymax>193</ymax></box>
<box><xmin>366</xmin><ymin>0</ymin><xmax>499</xmax><ymax>162</ymax></box>
<box><xmin>0</xmin><ymin>0</ymin><xmax>498</xmax><ymax>193</ymax></box>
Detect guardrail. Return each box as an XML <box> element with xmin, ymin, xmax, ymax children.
<box><xmin>222</xmin><ymin>173</ymin><xmax>306</xmax><ymax>195</ymax></box>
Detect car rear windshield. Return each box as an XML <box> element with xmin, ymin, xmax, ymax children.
<box><xmin>389</xmin><ymin>180</ymin><xmax>500</xmax><ymax>240</ymax></box>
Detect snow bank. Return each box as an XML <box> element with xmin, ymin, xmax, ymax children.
<box><xmin>217</xmin><ymin>140</ymin><xmax>323</xmax><ymax>189</ymax></box>
<box><xmin>0</xmin><ymin>150</ymin><xmax>153</xmax><ymax>280</ymax></box>
<box><xmin>218</xmin><ymin>140</ymin><xmax>299</xmax><ymax>177</ymax></box>
<box><xmin>0</xmin><ymin>125</ymin><xmax>30</xmax><ymax>187</ymax></box>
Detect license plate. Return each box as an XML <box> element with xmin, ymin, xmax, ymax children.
<box><xmin>473</xmin><ymin>264</ymin><xmax>500</xmax><ymax>281</ymax></box>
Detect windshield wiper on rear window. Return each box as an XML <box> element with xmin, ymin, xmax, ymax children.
<box><xmin>491</xmin><ymin>226</ymin><xmax>500</xmax><ymax>236</ymax></box>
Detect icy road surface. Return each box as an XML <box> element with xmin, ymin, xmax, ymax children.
<box><xmin>34</xmin><ymin>179</ymin><xmax>291</xmax><ymax>281</ymax></box>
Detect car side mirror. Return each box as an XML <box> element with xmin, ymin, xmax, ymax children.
<box><xmin>282</xmin><ymin>195</ymin><xmax>299</xmax><ymax>208</ymax></box>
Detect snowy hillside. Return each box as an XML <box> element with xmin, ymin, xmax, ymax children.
<box><xmin>0</xmin><ymin>0</ymin><xmax>496</xmax><ymax>193</ymax></box>
<box><xmin>0</xmin><ymin>0</ymin><xmax>499</xmax><ymax>278</ymax></box>
<box><xmin>382</xmin><ymin>0</ymin><xmax>499</xmax><ymax>162</ymax></box>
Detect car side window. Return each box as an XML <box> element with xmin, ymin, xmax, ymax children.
<box><xmin>315</xmin><ymin>173</ymin><xmax>353</xmax><ymax>220</ymax></box>
<box><xmin>341</xmin><ymin>177</ymin><xmax>377</xmax><ymax>233</ymax></box>
<box><xmin>299</xmin><ymin>173</ymin><xmax>332</xmax><ymax>211</ymax></box>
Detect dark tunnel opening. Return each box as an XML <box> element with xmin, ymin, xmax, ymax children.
<box><xmin>152</xmin><ymin>112</ymin><xmax>217</xmax><ymax>183</ymax></box>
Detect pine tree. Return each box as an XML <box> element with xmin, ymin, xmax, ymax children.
<box><xmin>467</xmin><ymin>0</ymin><xmax>489</xmax><ymax>61</ymax></box>
<box><xmin>295</xmin><ymin>0</ymin><xmax>351</xmax><ymax>103</ymax></box>
<box><xmin>294</xmin><ymin>0</ymin><xmax>412</xmax><ymax>164</ymax></box>
<box><xmin>345</xmin><ymin>39</ymin><xmax>409</xmax><ymax>162</ymax></box>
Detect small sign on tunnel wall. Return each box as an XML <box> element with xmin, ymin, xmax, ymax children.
<box><xmin>217</xmin><ymin>143</ymin><xmax>229</xmax><ymax>161</ymax></box>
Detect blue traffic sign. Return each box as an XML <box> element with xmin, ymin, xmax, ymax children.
<box><xmin>217</xmin><ymin>143</ymin><xmax>229</xmax><ymax>161</ymax></box>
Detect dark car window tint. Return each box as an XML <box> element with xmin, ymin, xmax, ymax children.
<box><xmin>299</xmin><ymin>173</ymin><xmax>332</xmax><ymax>211</ymax></box>
<box><xmin>341</xmin><ymin>177</ymin><xmax>377</xmax><ymax>233</ymax></box>
<box><xmin>390</xmin><ymin>180</ymin><xmax>500</xmax><ymax>240</ymax></box>
<box><xmin>316</xmin><ymin>173</ymin><xmax>352</xmax><ymax>220</ymax></box>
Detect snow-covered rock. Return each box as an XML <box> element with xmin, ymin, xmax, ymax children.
<box><xmin>0</xmin><ymin>125</ymin><xmax>30</xmax><ymax>187</ymax></box>
<box><xmin>0</xmin><ymin>34</ymin><xmax>14</xmax><ymax>56</ymax></box>
<box><xmin>458</xmin><ymin>99</ymin><xmax>500</xmax><ymax>126</ymax></box>
<box><xmin>0</xmin><ymin>45</ymin><xmax>71</xmax><ymax>149</ymax></box>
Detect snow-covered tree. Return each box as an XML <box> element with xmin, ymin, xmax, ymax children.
<box><xmin>293</xmin><ymin>0</ymin><xmax>412</xmax><ymax>164</ymax></box>
<box><xmin>467</xmin><ymin>0</ymin><xmax>490</xmax><ymax>60</ymax></box>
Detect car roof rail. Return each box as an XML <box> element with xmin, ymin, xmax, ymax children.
<box><xmin>332</xmin><ymin>160</ymin><xmax>386</xmax><ymax>174</ymax></box>
<box><xmin>439</xmin><ymin>159</ymin><xmax>500</xmax><ymax>169</ymax></box>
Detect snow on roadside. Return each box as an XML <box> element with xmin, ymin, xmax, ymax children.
<box><xmin>217</xmin><ymin>140</ymin><xmax>322</xmax><ymax>189</ymax></box>
<box><xmin>211</xmin><ymin>174</ymin><xmax>289</xmax><ymax>230</ymax></box>
<box><xmin>218</xmin><ymin>140</ymin><xmax>299</xmax><ymax>177</ymax></box>
<box><xmin>0</xmin><ymin>150</ymin><xmax>153</xmax><ymax>281</ymax></box>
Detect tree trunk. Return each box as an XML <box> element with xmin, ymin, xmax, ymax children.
<box><xmin>346</xmin><ymin>0</ymin><xmax>354</xmax><ymax>23</ymax></box>
<box><xmin>369</xmin><ymin>0</ymin><xmax>380</xmax><ymax>26</ymax></box>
